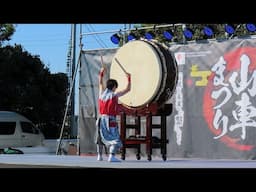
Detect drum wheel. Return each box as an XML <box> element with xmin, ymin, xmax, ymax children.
<box><xmin>136</xmin><ymin>153</ymin><xmax>141</xmax><ymax>160</ymax></box>
<box><xmin>121</xmin><ymin>153</ymin><xmax>125</xmax><ymax>160</ymax></box>
<box><xmin>147</xmin><ymin>155</ymin><xmax>152</xmax><ymax>161</ymax></box>
<box><xmin>162</xmin><ymin>154</ymin><xmax>167</xmax><ymax>161</ymax></box>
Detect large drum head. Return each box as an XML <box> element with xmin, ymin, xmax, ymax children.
<box><xmin>110</xmin><ymin>40</ymin><xmax>177</xmax><ymax>107</ymax></box>
<box><xmin>110</xmin><ymin>40</ymin><xmax>163</xmax><ymax>108</ymax></box>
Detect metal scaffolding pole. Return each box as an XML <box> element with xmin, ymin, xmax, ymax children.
<box><xmin>56</xmin><ymin>24</ymin><xmax>77</xmax><ymax>155</ymax></box>
<box><xmin>80</xmin><ymin>24</ymin><xmax>183</xmax><ymax>36</ymax></box>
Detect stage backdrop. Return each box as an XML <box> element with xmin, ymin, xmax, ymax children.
<box><xmin>79</xmin><ymin>38</ymin><xmax>256</xmax><ymax>160</ymax></box>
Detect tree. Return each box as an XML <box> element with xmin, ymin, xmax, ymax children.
<box><xmin>0</xmin><ymin>44</ymin><xmax>68</xmax><ymax>138</ymax></box>
<box><xmin>0</xmin><ymin>24</ymin><xmax>15</xmax><ymax>47</ymax></box>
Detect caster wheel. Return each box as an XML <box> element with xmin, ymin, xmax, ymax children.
<box><xmin>136</xmin><ymin>154</ymin><xmax>141</xmax><ymax>160</ymax></box>
<box><xmin>121</xmin><ymin>154</ymin><xmax>125</xmax><ymax>160</ymax></box>
<box><xmin>162</xmin><ymin>154</ymin><xmax>167</xmax><ymax>161</ymax></box>
<box><xmin>147</xmin><ymin>155</ymin><xmax>152</xmax><ymax>161</ymax></box>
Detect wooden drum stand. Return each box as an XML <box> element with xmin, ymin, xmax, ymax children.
<box><xmin>118</xmin><ymin>103</ymin><xmax>172</xmax><ymax>161</ymax></box>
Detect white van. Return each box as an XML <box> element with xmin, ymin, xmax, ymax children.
<box><xmin>0</xmin><ymin>111</ymin><xmax>45</xmax><ymax>149</ymax></box>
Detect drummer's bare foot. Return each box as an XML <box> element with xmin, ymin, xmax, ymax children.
<box><xmin>97</xmin><ymin>154</ymin><xmax>103</xmax><ymax>161</ymax></box>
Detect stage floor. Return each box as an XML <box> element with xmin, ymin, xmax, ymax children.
<box><xmin>0</xmin><ymin>154</ymin><xmax>256</xmax><ymax>168</ymax></box>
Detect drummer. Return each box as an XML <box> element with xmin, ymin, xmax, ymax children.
<box><xmin>96</xmin><ymin>66</ymin><xmax>131</xmax><ymax>162</ymax></box>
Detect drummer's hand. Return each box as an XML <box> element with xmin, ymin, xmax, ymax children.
<box><xmin>100</xmin><ymin>67</ymin><xmax>105</xmax><ymax>73</ymax></box>
<box><xmin>99</xmin><ymin>67</ymin><xmax>105</xmax><ymax>77</ymax></box>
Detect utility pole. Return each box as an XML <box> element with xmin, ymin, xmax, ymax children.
<box><xmin>65</xmin><ymin>36</ymin><xmax>72</xmax><ymax>137</ymax></box>
<box><xmin>70</xmin><ymin>24</ymin><xmax>76</xmax><ymax>137</ymax></box>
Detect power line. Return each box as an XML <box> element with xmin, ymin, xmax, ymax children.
<box><xmin>86</xmin><ymin>25</ymin><xmax>108</xmax><ymax>48</ymax></box>
<box><xmin>89</xmin><ymin>25</ymin><xmax>108</xmax><ymax>48</ymax></box>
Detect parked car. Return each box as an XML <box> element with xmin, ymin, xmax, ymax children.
<box><xmin>0</xmin><ymin>111</ymin><xmax>45</xmax><ymax>149</ymax></box>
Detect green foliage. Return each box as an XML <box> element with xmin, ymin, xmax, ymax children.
<box><xmin>0</xmin><ymin>24</ymin><xmax>15</xmax><ymax>46</ymax></box>
<box><xmin>0</xmin><ymin>44</ymin><xmax>68</xmax><ymax>139</ymax></box>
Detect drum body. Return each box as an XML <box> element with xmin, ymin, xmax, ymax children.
<box><xmin>110</xmin><ymin>39</ymin><xmax>178</xmax><ymax>109</ymax></box>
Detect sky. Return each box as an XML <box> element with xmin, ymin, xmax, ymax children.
<box><xmin>8</xmin><ymin>24</ymin><xmax>130</xmax><ymax>73</ymax></box>
<box><xmin>7</xmin><ymin>24</ymin><xmax>134</xmax><ymax>115</ymax></box>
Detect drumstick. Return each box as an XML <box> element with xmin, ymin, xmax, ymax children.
<box><xmin>114</xmin><ymin>58</ymin><xmax>128</xmax><ymax>74</ymax></box>
<box><xmin>100</xmin><ymin>54</ymin><xmax>106</xmax><ymax>68</ymax></box>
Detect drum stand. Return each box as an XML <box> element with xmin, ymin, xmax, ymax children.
<box><xmin>118</xmin><ymin>103</ymin><xmax>172</xmax><ymax>161</ymax></box>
